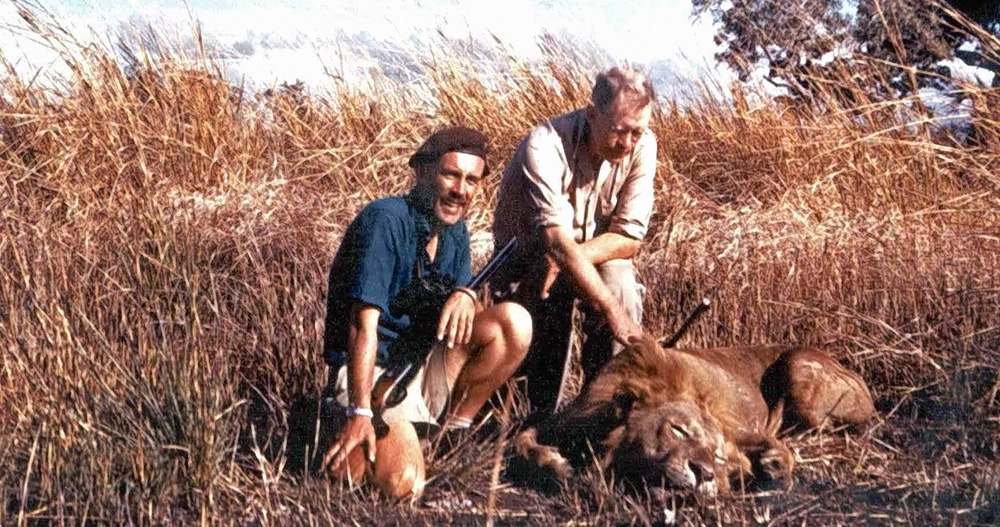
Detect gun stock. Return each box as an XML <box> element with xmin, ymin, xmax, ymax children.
<box><xmin>373</xmin><ymin>237</ymin><xmax>518</xmax><ymax>411</ymax></box>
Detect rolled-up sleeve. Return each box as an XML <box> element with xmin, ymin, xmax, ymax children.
<box><xmin>520</xmin><ymin>128</ymin><xmax>575</xmax><ymax>231</ymax></box>
<box><xmin>344</xmin><ymin>210</ymin><xmax>399</xmax><ymax>314</ymax></box>
<box><xmin>607</xmin><ymin>132</ymin><xmax>657</xmax><ymax>240</ymax></box>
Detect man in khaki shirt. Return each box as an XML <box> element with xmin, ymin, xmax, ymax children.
<box><xmin>493</xmin><ymin>67</ymin><xmax>657</xmax><ymax>413</ymax></box>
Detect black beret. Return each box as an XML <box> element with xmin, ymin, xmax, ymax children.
<box><xmin>408</xmin><ymin>126</ymin><xmax>490</xmax><ymax>174</ymax></box>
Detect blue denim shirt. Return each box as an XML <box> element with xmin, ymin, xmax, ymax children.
<box><xmin>322</xmin><ymin>192</ymin><xmax>472</xmax><ymax>367</ymax></box>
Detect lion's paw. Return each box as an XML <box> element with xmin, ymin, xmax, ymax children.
<box><xmin>514</xmin><ymin>428</ymin><xmax>572</xmax><ymax>480</ymax></box>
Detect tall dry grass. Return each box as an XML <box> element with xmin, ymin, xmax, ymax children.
<box><xmin>1</xmin><ymin>1</ymin><xmax>998</xmax><ymax>525</ymax></box>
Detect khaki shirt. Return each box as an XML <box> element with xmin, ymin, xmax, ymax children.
<box><xmin>493</xmin><ymin>109</ymin><xmax>657</xmax><ymax>251</ymax></box>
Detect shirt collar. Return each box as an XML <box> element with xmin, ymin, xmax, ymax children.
<box><xmin>571</xmin><ymin>109</ymin><xmax>589</xmax><ymax>166</ymax></box>
<box><xmin>403</xmin><ymin>189</ymin><xmax>435</xmax><ymax>242</ymax></box>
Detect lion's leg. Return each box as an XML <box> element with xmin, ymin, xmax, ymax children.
<box><xmin>732</xmin><ymin>435</ymin><xmax>794</xmax><ymax>490</ymax></box>
<box><xmin>514</xmin><ymin>397</ymin><xmax>625</xmax><ymax>482</ymax></box>
<box><xmin>759</xmin><ymin>400</ymin><xmax>795</xmax><ymax>488</ymax></box>
<box><xmin>765</xmin><ymin>348</ymin><xmax>875</xmax><ymax>430</ymax></box>
<box><xmin>724</xmin><ymin>399</ymin><xmax>794</xmax><ymax>490</ymax></box>
<box><xmin>789</xmin><ymin>347</ymin><xmax>874</xmax><ymax>428</ymax></box>
<box><xmin>513</xmin><ymin>426</ymin><xmax>573</xmax><ymax>480</ymax></box>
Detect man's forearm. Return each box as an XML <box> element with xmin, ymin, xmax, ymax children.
<box><xmin>543</xmin><ymin>227</ymin><xmax>621</xmax><ymax>316</ymax></box>
<box><xmin>346</xmin><ymin>307</ymin><xmax>381</xmax><ymax>409</ymax></box>
<box><xmin>347</xmin><ymin>342</ymin><xmax>376</xmax><ymax>410</ymax></box>
<box><xmin>578</xmin><ymin>232</ymin><xmax>641</xmax><ymax>266</ymax></box>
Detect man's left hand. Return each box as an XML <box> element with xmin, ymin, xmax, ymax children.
<box><xmin>436</xmin><ymin>290</ymin><xmax>477</xmax><ymax>348</ymax></box>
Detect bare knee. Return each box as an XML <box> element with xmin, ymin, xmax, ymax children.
<box><xmin>494</xmin><ymin>301</ymin><xmax>533</xmax><ymax>356</ymax></box>
<box><xmin>471</xmin><ymin>302</ymin><xmax>532</xmax><ymax>357</ymax></box>
<box><xmin>371</xmin><ymin>419</ymin><xmax>426</xmax><ymax>499</ymax></box>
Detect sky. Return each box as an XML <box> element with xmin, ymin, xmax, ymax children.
<box><xmin>1</xmin><ymin>0</ymin><xmax>728</xmax><ymax>95</ymax></box>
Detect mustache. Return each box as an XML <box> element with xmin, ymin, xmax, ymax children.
<box><xmin>442</xmin><ymin>194</ymin><xmax>467</xmax><ymax>206</ymax></box>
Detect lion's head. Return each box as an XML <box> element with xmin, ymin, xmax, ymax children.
<box><xmin>610</xmin><ymin>400</ymin><xmax>728</xmax><ymax>497</ymax></box>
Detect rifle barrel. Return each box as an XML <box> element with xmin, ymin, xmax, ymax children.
<box><xmin>469</xmin><ymin>237</ymin><xmax>517</xmax><ymax>290</ymax></box>
<box><xmin>661</xmin><ymin>298</ymin><xmax>710</xmax><ymax>348</ymax></box>
<box><xmin>376</xmin><ymin>237</ymin><xmax>518</xmax><ymax>411</ymax></box>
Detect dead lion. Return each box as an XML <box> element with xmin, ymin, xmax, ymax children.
<box><xmin>513</xmin><ymin>336</ymin><xmax>874</xmax><ymax>497</ymax></box>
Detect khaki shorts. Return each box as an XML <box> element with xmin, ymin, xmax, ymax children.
<box><xmin>327</xmin><ymin>344</ymin><xmax>452</xmax><ymax>431</ymax></box>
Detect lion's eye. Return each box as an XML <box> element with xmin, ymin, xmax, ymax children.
<box><xmin>671</xmin><ymin>424</ymin><xmax>690</xmax><ymax>438</ymax></box>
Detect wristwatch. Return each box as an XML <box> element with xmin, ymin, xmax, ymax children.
<box><xmin>345</xmin><ymin>405</ymin><xmax>374</xmax><ymax>418</ymax></box>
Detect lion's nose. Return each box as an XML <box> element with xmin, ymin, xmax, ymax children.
<box><xmin>689</xmin><ymin>460</ymin><xmax>715</xmax><ymax>482</ymax></box>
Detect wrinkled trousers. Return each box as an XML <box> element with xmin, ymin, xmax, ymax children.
<box><xmin>514</xmin><ymin>259</ymin><xmax>645</xmax><ymax>415</ymax></box>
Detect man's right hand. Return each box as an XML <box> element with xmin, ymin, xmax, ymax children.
<box><xmin>541</xmin><ymin>227</ymin><xmax>643</xmax><ymax>345</ymax></box>
<box><xmin>320</xmin><ymin>414</ymin><xmax>376</xmax><ymax>477</ymax></box>
<box><xmin>607</xmin><ymin>305</ymin><xmax>643</xmax><ymax>346</ymax></box>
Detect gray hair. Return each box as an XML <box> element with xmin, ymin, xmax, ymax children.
<box><xmin>591</xmin><ymin>67</ymin><xmax>656</xmax><ymax>114</ymax></box>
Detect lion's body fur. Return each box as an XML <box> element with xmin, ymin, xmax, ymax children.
<box><xmin>514</xmin><ymin>337</ymin><xmax>874</xmax><ymax>495</ymax></box>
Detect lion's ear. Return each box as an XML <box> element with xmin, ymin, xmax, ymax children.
<box><xmin>612</xmin><ymin>389</ymin><xmax>638</xmax><ymax>418</ymax></box>
<box><xmin>764</xmin><ymin>398</ymin><xmax>785</xmax><ymax>438</ymax></box>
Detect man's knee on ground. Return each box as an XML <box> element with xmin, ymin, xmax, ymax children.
<box><xmin>371</xmin><ymin>418</ymin><xmax>426</xmax><ymax>499</ymax></box>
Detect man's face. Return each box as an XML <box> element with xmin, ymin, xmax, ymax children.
<box><xmin>587</xmin><ymin>97</ymin><xmax>652</xmax><ymax>163</ymax></box>
<box><xmin>415</xmin><ymin>151</ymin><xmax>486</xmax><ymax>226</ymax></box>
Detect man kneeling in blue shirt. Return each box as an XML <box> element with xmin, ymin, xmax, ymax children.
<box><xmin>318</xmin><ymin>127</ymin><xmax>532</xmax><ymax>498</ymax></box>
